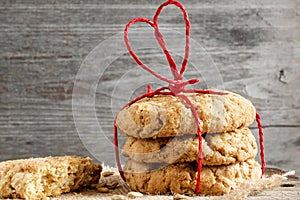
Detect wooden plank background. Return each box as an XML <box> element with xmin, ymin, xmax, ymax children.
<box><xmin>0</xmin><ymin>0</ymin><xmax>299</xmax><ymax>176</ymax></box>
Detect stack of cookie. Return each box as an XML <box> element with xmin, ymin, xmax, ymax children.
<box><xmin>116</xmin><ymin>91</ymin><xmax>261</xmax><ymax>195</ymax></box>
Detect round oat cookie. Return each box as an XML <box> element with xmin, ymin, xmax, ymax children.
<box><xmin>123</xmin><ymin>159</ymin><xmax>261</xmax><ymax>196</ymax></box>
<box><xmin>116</xmin><ymin>91</ymin><xmax>256</xmax><ymax>138</ymax></box>
<box><xmin>122</xmin><ymin>127</ymin><xmax>257</xmax><ymax>166</ymax></box>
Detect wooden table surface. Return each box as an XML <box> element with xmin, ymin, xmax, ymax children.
<box><xmin>54</xmin><ymin>179</ymin><xmax>300</xmax><ymax>200</ymax></box>
<box><xmin>1</xmin><ymin>0</ymin><xmax>300</xmax><ymax>179</ymax></box>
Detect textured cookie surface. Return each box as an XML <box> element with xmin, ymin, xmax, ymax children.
<box><xmin>124</xmin><ymin>159</ymin><xmax>261</xmax><ymax>195</ymax></box>
<box><xmin>116</xmin><ymin>91</ymin><xmax>256</xmax><ymax>138</ymax></box>
<box><xmin>122</xmin><ymin>127</ymin><xmax>257</xmax><ymax>165</ymax></box>
<box><xmin>0</xmin><ymin>156</ymin><xmax>102</xmax><ymax>200</ymax></box>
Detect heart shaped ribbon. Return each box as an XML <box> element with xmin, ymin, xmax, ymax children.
<box><xmin>114</xmin><ymin>0</ymin><xmax>265</xmax><ymax>195</ymax></box>
<box><xmin>124</xmin><ymin>0</ymin><xmax>190</xmax><ymax>85</ymax></box>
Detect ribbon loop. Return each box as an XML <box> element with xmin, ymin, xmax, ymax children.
<box><xmin>153</xmin><ymin>0</ymin><xmax>190</xmax><ymax>77</ymax></box>
<box><xmin>124</xmin><ymin>17</ymin><xmax>175</xmax><ymax>84</ymax></box>
<box><xmin>124</xmin><ymin>0</ymin><xmax>190</xmax><ymax>84</ymax></box>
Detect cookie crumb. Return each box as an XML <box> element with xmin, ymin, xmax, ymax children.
<box><xmin>102</xmin><ymin>171</ymin><xmax>115</xmax><ymax>177</ymax></box>
<box><xmin>111</xmin><ymin>195</ymin><xmax>128</xmax><ymax>200</ymax></box>
<box><xmin>98</xmin><ymin>178</ymin><xmax>107</xmax><ymax>187</ymax></box>
<box><xmin>91</xmin><ymin>184</ymin><xmax>98</xmax><ymax>188</ymax></box>
<box><xmin>106</xmin><ymin>179</ymin><xmax>119</xmax><ymax>189</ymax></box>
<box><xmin>97</xmin><ymin>187</ymin><xmax>110</xmax><ymax>193</ymax></box>
<box><xmin>173</xmin><ymin>193</ymin><xmax>188</xmax><ymax>200</ymax></box>
<box><xmin>127</xmin><ymin>191</ymin><xmax>143</xmax><ymax>198</ymax></box>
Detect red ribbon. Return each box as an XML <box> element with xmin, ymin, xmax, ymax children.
<box><xmin>114</xmin><ymin>0</ymin><xmax>265</xmax><ymax>195</ymax></box>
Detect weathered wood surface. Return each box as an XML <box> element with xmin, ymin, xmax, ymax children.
<box><xmin>0</xmin><ymin>0</ymin><xmax>300</xmax><ymax>177</ymax></box>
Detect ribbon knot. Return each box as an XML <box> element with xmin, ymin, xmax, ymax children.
<box><xmin>168</xmin><ymin>78</ymin><xmax>200</xmax><ymax>94</ymax></box>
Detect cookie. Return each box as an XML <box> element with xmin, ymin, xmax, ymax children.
<box><xmin>116</xmin><ymin>91</ymin><xmax>256</xmax><ymax>138</ymax></box>
<box><xmin>0</xmin><ymin>156</ymin><xmax>102</xmax><ymax>200</ymax></box>
<box><xmin>123</xmin><ymin>159</ymin><xmax>261</xmax><ymax>195</ymax></box>
<box><xmin>122</xmin><ymin>127</ymin><xmax>257</xmax><ymax>165</ymax></box>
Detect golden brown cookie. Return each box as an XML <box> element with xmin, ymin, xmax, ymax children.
<box><xmin>0</xmin><ymin>156</ymin><xmax>102</xmax><ymax>200</ymax></box>
<box><xmin>116</xmin><ymin>91</ymin><xmax>256</xmax><ymax>138</ymax></box>
<box><xmin>123</xmin><ymin>159</ymin><xmax>261</xmax><ymax>196</ymax></box>
<box><xmin>122</xmin><ymin>127</ymin><xmax>257</xmax><ymax>165</ymax></box>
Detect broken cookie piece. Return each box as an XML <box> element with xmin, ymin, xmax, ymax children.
<box><xmin>0</xmin><ymin>156</ymin><xmax>102</xmax><ymax>200</ymax></box>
